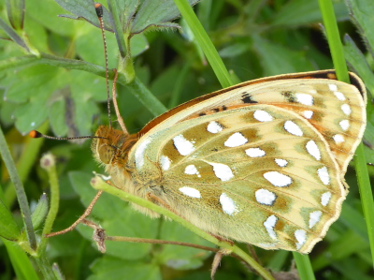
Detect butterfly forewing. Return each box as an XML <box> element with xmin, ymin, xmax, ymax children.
<box><xmin>127</xmin><ymin>105</ymin><xmax>345</xmax><ymax>253</ymax></box>
<box><xmin>141</xmin><ymin>71</ymin><xmax>366</xmax><ymax>173</ymax></box>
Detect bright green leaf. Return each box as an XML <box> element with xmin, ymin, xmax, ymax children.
<box><xmin>0</xmin><ymin>198</ymin><xmax>21</xmax><ymax>240</ymax></box>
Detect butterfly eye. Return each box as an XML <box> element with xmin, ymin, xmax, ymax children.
<box><xmin>98</xmin><ymin>144</ymin><xmax>116</xmax><ymax>164</ymax></box>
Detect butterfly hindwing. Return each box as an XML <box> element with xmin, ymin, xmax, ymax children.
<box><xmin>127</xmin><ymin>105</ymin><xmax>345</xmax><ymax>253</ymax></box>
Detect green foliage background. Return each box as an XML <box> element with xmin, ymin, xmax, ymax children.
<box><xmin>0</xmin><ymin>0</ymin><xmax>373</xmax><ymax>279</ymax></box>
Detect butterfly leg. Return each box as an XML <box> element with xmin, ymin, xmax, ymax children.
<box><xmin>146</xmin><ymin>192</ymin><xmax>177</xmax><ymax>214</ymax></box>
<box><xmin>211</xmin><ymin>248</ymin><xmax>232</xmax><ymax>280</ymax></box>
<box><xmin>46</xmin><ymin>190</ymin><xmax>104</xmax><ymax>238</ymax></box>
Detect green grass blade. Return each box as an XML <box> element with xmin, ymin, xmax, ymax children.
<box><xmin>354</xmin><ymin>144</ymin><xmax>374</xmax><ymax>267</ymax></box>
<box><xmin>0</xmin><ymin>127</ymin><xmax>36</xmax><ymax>250</ymax></box>
<box><xmin>319</xmin><ymin>0</ymin><xmax>374</xmax><ymax>268</ymax></box>
<box><xmin>293</xmin><ymin>252</ymin><xmax>316</xmax><ymax>280</ymax></box>
<box><xmin>173</xmin><ymin>0</ymin><xmax>233</xmax><ymax>88</ymax></box>
<box><xmin>318</xmin><ymin>0</ymin><xmax>349</xmax><ymax>82</ymax></box>
<box><xmin>3</xmin><ymin>239</ymin><xmax>40</xmax><ymax>280</ymax></box>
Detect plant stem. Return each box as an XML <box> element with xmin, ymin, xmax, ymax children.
<box><xmin>0</xmin><ymin>126</ymin><xmax>36</xmax><ymax>250</ymax></box>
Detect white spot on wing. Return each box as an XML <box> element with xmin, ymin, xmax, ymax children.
<box><xmin>275</xmin><ymin>158</ymin><xmax>288</xmax><ymax>167</ymax></box>
<box><xmin>321</xmin><ymin>191</ymin><xmax>332</xmax><ymax>206</ymax></box>
<box><xmin>224</xmin><ymin>132</ymin><xmax>248</xmax><ymax>147</ymax></box>
<box><xmin>334</xmin><ymin>91</ymin><xmax>346</xmax><ymax>101</ymax></box>
<box><xmin>245</xmin><ymin>147</ymin><xmax>266</xmax><ymax>157</ymax></box>
<box><xmin>328</xmin><ymin>84</ymin><xmax>338</xmax><ymax>91</ymax></box>
<box><xmin>341</xmin><ymin>104</ymin><xmax>351</xmax><ymax>116</ymax></box>
<box><xmin>309</xmin><ymin>210</ymin><xmax>322</xmax><ymax>228</ymax></box>
<box><xmin>254</xmin><ymin>110</ymin><xmax>274</xmax><ymax>122</ymax></box>
<box><xmin>207</xmin><ymin>121</ymin><xmax>224</xmax><ymax>134</ymax></box>
<box><xmin>263</xmin><ymin>171</ymin><xmax>292</xmax><ymax>187</ymax></box>
<box><xmin>185</xmin><ymin>164</ymin><xmax>201</xmax><ymax>177</ymax></box>
<box><xmin>179</xmin><ymin>187</ymin><xmax>201</xmax><ymax>198</ymax></box>
<box><xmin>303</xmin><ymin>110</ymin><xmax>314</xmax><ymax>119</ymax></box>
<box><xmin>135</xmin><ymin>138</ymin><xmax>151</xmax><ymax>168</ymax></box>
<box><xmin>333</xmin><ymin>134</ymin><xmax>345</xmax><ymax>144</ymax></box>
<box><xmin>220</xmin><ymin>193</ymin><xmax>239</xmax><ymax>215</ymax></box>
<box><xmin>284</xmin><ymin>120</ymin><xmax>303</xmax><ymax>136</ymax></box>
<box><xmin>296</xmin><ymin>93</ymin><xmax>314</xmax><ymax>106</ymax></box>
<box><xmin>264</xmin><ymin>215</ymin><xmax>278</xmax><ymax>240</ymax></box>
<box><xmin>31</xmin><ymin>122</ymin><xmax>35</xmax><ymax>127</ymax></box>
<box><xmin>173</xmin><ymin>134</ymin><xmax>195</xmax><ymax>156</ymax></box>
<box><xmin>339</xmin><ymin>119</ymin><xmax>350</xmax><ymax>131</ymax></box>
<box><xmin>306</xmin><ymin>140</ymin><xmax>321</xmax><ymax>160</ymax></box>
<box><xmin>206</xmin><ymin>162</ymin><xmax>234</xmax><ymax>181</ymax></box>
<box><xmin>318</xmin><ymin>166</ymin><xmax>330</xmax><ymax>185</ymax></box>
<box><xmin>255</xmin><ymin>189</ymin><xmax>277</xmax><ymax>205</ymax></box>
<box><xmin>160</xmin><ymin>155</ymin><xmax>171</xmax><ymax>171</ymax></box>
<box><xmin>295</xmin><ymin>229</ymin><xmax>307</xmax><ymax>249</ymax></box>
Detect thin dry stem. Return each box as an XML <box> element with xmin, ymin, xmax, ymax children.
<box><xmin>112</xmin><ymin>69</ymin><xmax>128</xmax><ymax>134</ymax></box>
<box><xmin>46</xmin><ymin>190</ymin><xmax>104</xmax><ymax>237</ymax></box>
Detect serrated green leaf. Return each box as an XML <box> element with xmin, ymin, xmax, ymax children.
<box><xmin>4</xmin><ymin>64</ymin><xmax>61</xmax><ymax>103</ymax></box>
<box><xmin>344</xmin><ymin>35</ymin><xmax>374</xmax><ymax>96</ymax></box>
<box><xmin>48</xmin><ymin>97</ymin><xmax>68</xmax><ymax>136</ymax></box>
<box><xmin>70</xmin><ymin>98</ymin><xmax>100</xmax><ymax>136</ymax></box>
<box><xmin>70</xmin><ymin>70</ymin><xmax>107</xmax><ymax>102</ymax></box>
<box><xmin>131</xmin><ymin>0</ymin><xmax>200</xmax><ymax>34</ymax></box>
<box><xmin>1</xmin><ymin>63</ymin><xmax>107</xmax><ymax>136</ymax></box>
<box><xmin>346</xmin><ymin>0</ymin><xmax>374</xmax><ymax>56</ymax></box>
<box><xmin>28</xmin><ymin>0</ymin><xmax>81</xmax><ymax>37</ymax></box>
<box><xmin>75</xmin><ymin>25</ymin><xmax>119</xmax><ymax>67</ymax></box>
<box><xmin>14</xmin><ymin>100</ymin><xmax>49</xmax><ymax>134</ymax></box>
<box><xmin>110</xmin><ymin>0</ymin><xmax>140</xmax><ymax>33</ymax></box>
<box><xmin>88</xmin><ymin>256</ymin><xmax>162</xmax><ymax>280</ymax></box>
<box><xmin>0</xmin><ymin>89</ymin><xmax>17</xmax><ymax>126</ymax></box>
<box><xmin>0</xmin><ymin>198</ymin><xmax>21</xmax><ymax>240</ymax></box>
<box><xmin>31</xmin><ymin>193</ymin><xmax>48</xmax><ymax>230</ymax></box>
<box><xmin>54</xmin><ymin>0</ymin><xmax>113</xmax><ymax>31</ymax></box>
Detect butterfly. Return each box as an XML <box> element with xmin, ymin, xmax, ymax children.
<box><xmin>92</xmin><ymin>70</ymin><xmax>366</xmax><ymax>253</ymax></box>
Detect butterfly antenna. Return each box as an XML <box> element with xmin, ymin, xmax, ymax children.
<box><xmin>95</xmin><ymin>3</ymin><xmax>112</xmax><ymax>127</ymax></box>
<box><xmin>29</xmin><ymin>130</ymin><xmax>106</xmax><ymax>141</ymax></box>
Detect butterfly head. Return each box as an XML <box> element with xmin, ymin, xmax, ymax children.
<box><xmin>92</xmin><ymin>126</ymin><xmax>138</xmax><ymax>166</ymax></box>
